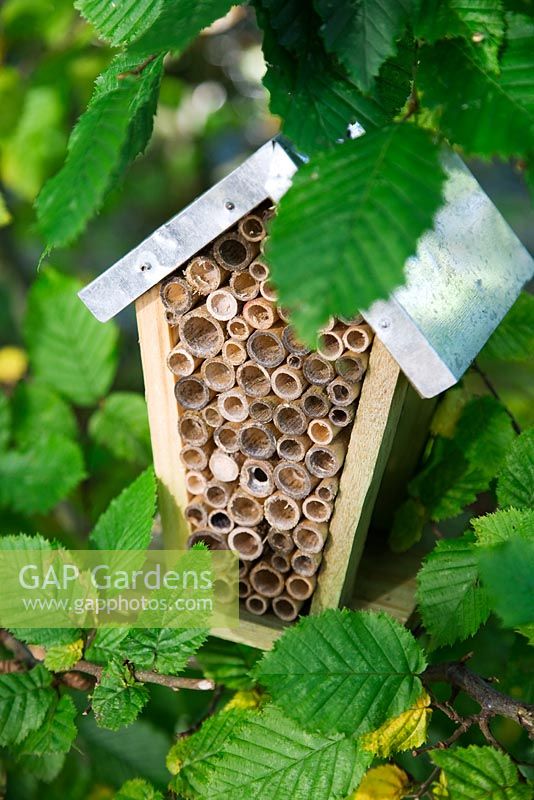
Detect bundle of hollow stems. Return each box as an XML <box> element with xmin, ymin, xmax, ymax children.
<box><xmin>161</xmin><ymin>203</ymin><xmax>373</xmax><ymax>621</ymax></box>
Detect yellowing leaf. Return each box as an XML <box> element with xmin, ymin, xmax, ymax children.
<box><xmin>352</xmin><ymin>764</ymin><xmax>410</xmax><ymax>800</ymax></box>
<box><xmin>0</xmin><ymin>192</ymin><xmax>11</xmax><ymax>227</ymax></box>
<box><xmin>44</xmin><ymin>638</ymin><xmax>84</xmax><ymax>672</ymax></box>
<box><xmin>361</xmin><ymin>690</ymin><xmax>432</xmax><ymax>757</ymax></box>
<box><xmin>432</xmin><ymin>771</ymin><xmax>449</xmax><ymax>798</ymax></box>
<box><xmin>0</xmin><ymin>347</ymin><xmax>28</xmax><ymax>384</ymax></box>
<box><xmin>224</xmin><ymin>689</ymin><xmax>263</xmax><ymax>712</ymax></box>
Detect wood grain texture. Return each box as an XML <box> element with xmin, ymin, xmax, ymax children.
<box><xmin>136</xmin><ymin>285</ymin><xmax>189</xmax><ymax>548</ymax></box>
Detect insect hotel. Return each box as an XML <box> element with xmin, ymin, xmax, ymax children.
<box><xmin>80</xmin><ymin>138</ymin><xmax>533</xmax><ymax>648</ymax></box>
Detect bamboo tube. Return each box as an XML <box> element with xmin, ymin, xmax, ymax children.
<box><xmin>339</xmin><ymin>312</ymin><xmax>364</xmax><ymax>325</ymax></box>
<box><xmin>286</xmin><ymin>354</ymin><xmax>303</xmax><ymax>370</ymax></box>
<box><xmin>303</xmin><ymin>354</ymin><xmax>335</xmax><ymax>385</ymax></box>
<box><xmin>246</xmin><ymin>327</ymin><xmax>286</xmax><ymax>368</ymax></box>
<box><xmin>204</xmin><ymin>480</ymin><xmax>233</xmax><ymax>509</ymax></box>
<box><xmin>305</xmin><ymin>441</ymin><xmax>346</xmax><ymax>478</ymax></box>
<box><xmin>343</xmin><ymin>323</ymin><xmax>374</xmax><ymax>353</ymax></box>
<box><xmin>269</xmin><ymin>551</ymin><xmax>292</xmax><ymax>574</ymax></box>
<box><xmin>239</xmin><ymin>576</ymin><xmax>252</xmax><ymax>599</ymax></box>
<box><xmin>184</xmin><ymin>497</ymin><xmax>207</xmax><ymax>528</ymax></box>
<box><xmin>209</xmin><ymin>449</ymin><xmax>241</xmax><ymax>483</ymax></box>
<box><xmin>160</xmin><ymin>276</ymin><xmax>197</xmax><ymax>315</ymax></box>
<box><xmin>286</xmin><ymin>573</ymin><xmax>317</xmax><ymax>600</ymax></box>
<box><xmin>243</xmin><ymin>298</ymin><xmax>278</xmax><ymax>330</ymax></box>
<box><xmin>213</xmin><ymin>422</ymin><xmax>240</xmax><ymax>453</ymax></box>
<box><xmin>245</xmin><ymin>593</ymin><xmax>269</xmax><ymax>615</ymax></box>
<box><xmin>250</xmin><ymin>560</ymin><xmax>285</xmax><ymax>598</ymax></box>
<box><xmin>271</xmin><ymin>366</ymin><xmax>306</xmax><ymax>400</ymax></box>
<box><xmin>249</xmin><ymin>396</ymin><xmax>282</xmax><ymax>423</ymax></box>
<box><xmin>259</xmin><ymin>279</ymin><xmax>278</xmax><ymax>302</ymax></box>
<box><xmin>228</xmin><ymin>490</ymin><xmax>264</xmax><ymax>527</ymax></box>
<box><xmin>291</xmin><ymin>550</ymin><xmax>322</xmax><ymax>577</ymax></box>
<box><xmin>317</xmin><ymin>327</ymin><xmax>344</xmax><ymax>361</ymax></box>
<box><xmin>227</xmin><ymin>316</ymin><xmax>252</xmax><ymax>341</ymax></box>
<box><xmin>187</xmin><ymin>529</ymin><xmax>226</xmax><ymax>549</ymax></box>
<box><xmin>201</xmin><ymin>357</ymin><xmax>235</xmax><ymax>392</ymax></box>
<box><xmin>307</xmin><ymin>418</ymin><xmax>342</xmax><ymax>445</ymax></box>
<box><xmin>273</xmin><ymin>402</ymin><xmax>307</xmax><ymax>435</ymax></box>
<box><xmin>238</xmin><ymin>421</ymin><xmax>277</xmax><ymax>459</ymax></box>
<box><xmin>335</xmin><ymin>352</ymin><xmax>369</xmax><ymax>383</ymax></box>
<box><xmin>185</xmin><ymin>470</ymin><xmax>209</xmax><ymax>496</ymax></box>
<box><xmin>276</xmin><ymin>434</ymin><xmax>311</xmax><ymax>463</ymax></box>
<box><xmin>206</xmin><ymin>289</ymin><xmax>239</xmax><ymax>322</ymax></box>
<box><xmin>228</xmin><ymin>527</ymin><xmax>265</xmax><ymax>561</ymax></box>
<box><xmin>249</xmin><ymin>259</ymin><xmax>269</xmax><ymax>282</ymax></box>
<box><xmin>167</xmin><ymin>346</ymin><xmax>201</xmax><ymax>378</ymax></box>
<box><xmin>165</xmin><ymin>309</ymin><xmax>180</xmax><ymax>327</ymax></box>
<box><xmin>180</xmin><ymin>443</ymin><xmax>213</xmax><ymax>471</ymax></box>
<box><xmin>316</xmin><ymin>477</ymin><xmax>339</xmax><ymax>502</ymax></box>
<box><xmin>202</xmin><ymin>399</ymin><xmax>224</xmax><ymax>428</ymax></box>
<box><xmin>239</xmin><ymin>560</ymin><xmax>250</xmax><ymax>578</ymax></box>
<box><xmin>185</xmin><ymin>256</ymin><xmax>226</xmax><ymax>295</ymax></box>
<box><xmin>178</xmin><ymin>412</ymin><xmax>210</xmax><ymax>446</ymax></box>
<box><xmin>238</xmin><ymin>214</ymin><xmax>266</xmax><ymax>242</ymax></box>
<box><xmin>328</xmin><ymin>404</ymin><xmax>355</xmax><ymax>427</ymax></box>
<box><xmin>240</xmin><ymin>458</ymin><xmax>274</xmax><ymax>497</ymax></box>
<box><xmin>267</xmin><ymin>528</ymin><xmax>294</xmax><ymax>554</ymax></box>
<box><xmin>213</xmin><ymin>231</ymin><xmax>255</xmax><ymax>271</ymax></box>
<box><xmin>281</xmin><ymin>326</ymin><xmax>310</xmax><ymax>355</ymax></box>
<box><xmin>272</xmin><ymin>592</ymin><xmax>303</xmax><ymax>621</ymax></box>
<box><xmin>229</xmin><ymin>271</ymin><xmax>260</xmax><ymax>301</ymax></box>
<box><xmin>301</xmin><ymin>386</ymin><xmax>331</xmax><ymax>418</ymax></box>
<box><xmin>175</xmin><ymin>374</ymin><xmax>212</xmax><ymax>411</ymax></box>
<box><xmin>293</xmin><ymin>521</ymin><xmax>328</xmax><ymax>554</ymax></box>
<box><xmin>274</xmin><ymin>461</ymin><xmax>316</xmax><ymax>500</ymax></box>
<box><xmin>320</xmin><ymin>317</ymin><xmax>336</xmax><ymax>332</ymax></box>
<box><xmin>302</xmin><ymin>493</ymin><xmax>333</xmax><ymax>523</ymax></box>
<box><xmin>264</xmin><ymin>492</ymin><xmax>301</xmax><ymax>530</ymax></box>
<box><xmin>236</xmin><ymin>361</ymin><xmax>271</xmax><ymax>398</ymax></box>
<box><xmin>277</xmin><ymin>306</ymin><xmax>291</xmax><ymax>323</ymax></box>
<box><xmin>179</xmin><ymin>308</ymin><xmax>224</xmax><ymax>358</ymax></box>
<box><xmin>222</xmin><ymin>339</ymin><xmax>247</xmax><ymax>366</ymax></box>
<box><xmin>217</xmin><ymin>388</ymin><xmax>249</xmax><ymax>422</ymax></box>
<box><xmin>208</xmin><ymin>508</ymin><xmax>234</xmax><ymax>534</ymax></box>
<box><xmin>327</xmin><ymin>377</ymin><xmax>361</xmax><ymax>407</ymax></box>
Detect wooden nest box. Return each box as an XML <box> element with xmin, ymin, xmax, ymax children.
<box><xmin>80</xmin><ymin>138</ymin><xmax>533</xmax><ymax>649</ymax></box>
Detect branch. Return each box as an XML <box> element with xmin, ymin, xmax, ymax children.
<box><xmin>422</xmin><ymin>660</ymin><xmax>534</xmax><ymax>738</ymax></box>
<box><xmin>472</xmin><ymin>361</ymin><xmax>522</xmax><ymax>435</ymax></box>
<box><xmin>63</xmin><ymin>660</ymin><xmax>215</xmax><ymax>692</ymax></box>
<box><xmin>117</xmin><ymin>54</ymin><xmax>158</xmax><ymax>79</ymax></box>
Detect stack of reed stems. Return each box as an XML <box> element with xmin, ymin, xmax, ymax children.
<box><xmin>162</xmin><ymin>203</ymin><xmax>374</xmax><ymax>622</ymax></box>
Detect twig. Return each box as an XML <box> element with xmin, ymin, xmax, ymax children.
<box><xmin>422</xmin><ymin>660</ymin><xmax>534</xmax><ymax>738</ymax></box>
<box><xmin>472</xmin><ymin>361</ymin><xmax>522</xmax><ymax>435</ymax></box>
<box><xmin>405</xmin><ymin>766</ymin><xmax>441</xmax><ymax>799</ymax></box>
<box><xmin>0</xmin><ymin>659</ymin><xmax>25</xmax><ymax>674</ymax></box>
<box><xmin>65</xmin><ymin>660</ymin><xmax>215</xmax><ymax>692</ymax></box>
<box><xmin>178</xmin><ymin>684</ymin><xmax>225</xmax><ymax>739</ymax></box>
<box><xmin>118</xmin><ymin>54</ymin><xmax>158</xmax><ymax>79</ymax></box>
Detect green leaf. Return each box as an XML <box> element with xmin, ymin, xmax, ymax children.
<box><xmin>44</xmin><ymin>638</ymin><xmax>84</xmax><ymax>672</ymax></box>
<box><xmin>417</xmin><ymin>533</ymin><xmax>491</xmax><ymax>647</ymax></box>
<box><xmin>115</xmin><ymin>779</ymin><xmax>164</xmax><ymax>800</ymax></box>
<box><xmin>256</xmin><ymin>0</ymin><xmax>412</xmax><ymax>154</ymax></box>
<box><xmin>497</xmin><ymin>427</ymin><xmax>534</xmax><ymax>508</ymax></box>
<box><xmin>430</xmin><ymin>745</ymin><xmax>532</xmax><ymax>799</ymax></box>
<box><xmin>0</xmin><ymin>191</ymin><xmax>11</xmax><ymax>227</ymax></box>
<box><xmin>36</xmin><ymin>53</ymin><xmax>163</xmax><ymax>248</ymax></box>
<box><xmin>0</xmin><ymin>664</ymin><xmax>55</xmax><ymax>746</ymax></box>
<box><xmin>482</xmin><ymin>292</ymin><xmax>534</xmax><ymax>362</ymax></box>
<box><xmin>478</xmin><ymin>536</ymin><xmax>534</xmax><ymax>627</ymax></box>
<box><xmin>11</xmin><ymin>381</ymin><xmax>78</xmax><ymax>449</ymax></box>
<box><xmin>418</xmin><ymin>13</ymin><xmax>534</xmax><ymax>157</ymax></box>
<box><xmin>194</xmin><ymin>705</ymin><xmax>372</xmax><ymax>800</ymax></box>
<box><xmin>472</xmin><ymin>507</ymin><xmax>534</xmax><ymax>545</ymax></box>
<box><xmin>267</xmin><ymin>125</ymin><xmax>445</xmax><ymax>341</ymax></box>
<box><xmin>254</xmin><ymin>609</ymin><xmax>426</xmax><ymax>736</ymax></box>
<box><xmin>85</xmin><ymin>627</ymin><xmax>130</xmax><ymax>664</ymax></box>
<box><xmin>0</xmin><ymin>434</ymin><xmax>85</xmax><ymax>514</ymax></box>
<box><xmin>0</xmin><ymin>391</ymin><xmax>11</xmax><ymax>452</ymax></box>
<box><xmin>121</xmin><ymin>628</ymin><xmax>207</xmax><ymax>675</ymax></box>
<box><xmin>89</xmin><ymin>392</ymin><xmax>151</xmax><ymax>465</ymax></box>
<box><xmin>92</xmin><ymin>659</ymin><xmax>149</xmax><ymax>731</ymax></box>
<box><xmin>196</xmin><ymin>638</ymin><xmax>262</xmax><ymax>690</ymax></box>
<box><xmin>167</xmin><ymin>709</ymin><xmax>248</xmax><ymax>798</ymax></box>
<box><xmin>414</xmin><ymin>0</ymin><xmax>505</xmax><ymax>72</ymax></box>
<box><xmin>89</xmin><ymin>466</ymin><xmax>156</xmax><ymax>550</ymax></box>
<box><xmin>74</xmin><ymin>0</ymin><xmax>164</xmax><ymax>46</ymax></box>
<box><xmin>16</xmin><ymin>751</ymin><xmax>66</xmax><ymax>784</ymax></box>
<box><xmin>315</xmin><ymin>0</ymin><xmax>416</xmax><ymax>92</ymax></box>
<box><xmin>389</xmin><ymin>497</ymin><xmax>427</xmax><ymax>553</ymax></box>
<box><xmin>25</xmin><ymin>269</ymin><xmax>119</xmax><ymax>406</ymax></box>
<box><xmin>18</xmin><ymin>694</ymin><xmax>77</xmax><ymax>755</ymax></box>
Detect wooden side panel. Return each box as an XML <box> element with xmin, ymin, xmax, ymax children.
<box><xmin>136</xmin><ymin>286</ymin><xmax>189</xmax><ymax>548</ymax></box>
